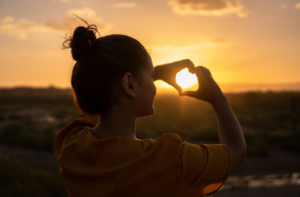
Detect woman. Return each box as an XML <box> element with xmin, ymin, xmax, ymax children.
<box><xmin>54</xmin><ymin>18</ymin><xmax>246</xmax><ymax>197</ymax></box>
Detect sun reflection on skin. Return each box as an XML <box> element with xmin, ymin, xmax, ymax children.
<box><xmin>176</xmin><ymin>68</ymin><xmax>198</xmax><ymax>88</ymax></box>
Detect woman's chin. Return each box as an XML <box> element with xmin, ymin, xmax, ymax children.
<box><xmin>138</xmin><ymin>107</ymin><xmax>155</xmax><ymax>117</ymax></box>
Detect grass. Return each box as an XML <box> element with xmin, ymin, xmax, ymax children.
<box><xmin>0</xmin><ymin>153</ymin><xmax>67</xmax><ymax>197</ymax></box>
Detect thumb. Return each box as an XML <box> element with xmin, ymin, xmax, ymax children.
<box><xmin>172</xmin><ymin>84</ymin><xmax>182</xmax><ymax>94</ymax></box>
<box><xmin>180</xmin><ymin>91</ymin><xmax>198</xmax><ymax>98</ymax></box>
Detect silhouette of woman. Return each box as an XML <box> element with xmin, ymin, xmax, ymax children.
<box><xmin>54</xmin><ymin>17</ymin><xmax>246</xmax><ymax>197</ymax></box>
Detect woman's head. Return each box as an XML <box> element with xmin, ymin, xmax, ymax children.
<box><xmin>63</xmin><ymin>18</ymin><xmax>156</xmax><ymax>117</ymax></box>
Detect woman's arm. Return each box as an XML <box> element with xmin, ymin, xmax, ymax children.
<box><xmin>181</xmin><ymin>66</ymin><xmax>246</xmax><ymax>175</ymax></box>
<box><xmin>211</xmin><ymin>96</ymin><xmax>246</xmax><ymax>175</ymax></box>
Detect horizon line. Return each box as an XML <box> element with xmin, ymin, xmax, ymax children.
<box><xmin>2</xmin><ymin>82</ymin><xmax>300</xmax><ymax>94</ymax></box>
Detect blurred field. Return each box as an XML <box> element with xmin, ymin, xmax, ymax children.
<box><xmin>0</xmin><ymin>87</ymin><xmax>300</xmax><ymax>196</ymax></box>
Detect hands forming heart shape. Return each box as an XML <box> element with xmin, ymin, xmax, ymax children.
<box><xmin>154</xmin><ymin>59</ymin><xmax>225</xmax><ymax>105</ymax></box>
<box><xmin>154</xmin><ymin>59</ymin><xmax>195</xmax><ymax>94</ymax></box>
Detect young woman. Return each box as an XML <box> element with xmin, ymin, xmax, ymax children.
<box><xmin>54</xmin><ymin>19</ymin><xmax>246</xmax><ymax>197</ymax></box>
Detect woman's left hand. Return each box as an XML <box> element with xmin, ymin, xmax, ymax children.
<box><xmin>154</xmin><ymin>59</ymin><xmax>195</xmax><ymax>94</ymax></box>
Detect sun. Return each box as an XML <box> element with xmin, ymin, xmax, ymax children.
<box><xmin>176</xmin><ymin>68</ymin><xmax>198</xmax><ymax>88</ymax></box>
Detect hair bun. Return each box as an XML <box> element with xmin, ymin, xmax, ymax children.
<box><xmin>62</xmin><ymin>16</ymin><xmax>99</xmax><ymax>61</ymax></box>
<box><xmin>70</xmin><ymin>26</ymin><xmax>96</xmax><ymax>61</ymax></box>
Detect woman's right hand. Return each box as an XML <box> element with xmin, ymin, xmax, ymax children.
<box><xmin>181</xmin><ymin>66</ymin><xmax>226</xmax><ymax>105</ymax></box>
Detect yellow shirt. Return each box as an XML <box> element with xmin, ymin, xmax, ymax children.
<box><xmin>54</xmin><ymin>114</ymin><xmax>234</xmax><ymax>197</ymax></box>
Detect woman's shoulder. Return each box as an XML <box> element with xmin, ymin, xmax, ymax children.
<box><xmin>136</xmin><ymin>133</ymin><xmax>182</xmax><ymax>145</ymax></box>
<box><xmin>157</xmin><ymin>133</ymin><xmax>182</xmax><ymax>142</ymax></box>
<box><xmin>76</xmin><ymin>113</ymin><xmax>99</xmax><ymax>126</ymax></box>
<box><xmin>141</xmin><ymin>133</ymin><xmax>183</xmax><ymax>156</ymax></box>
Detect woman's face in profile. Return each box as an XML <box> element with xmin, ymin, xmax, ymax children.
<box><xmin>136</xmin><ymin>57</ymin><xmax>157</xmax><ymax>117</ymax></box>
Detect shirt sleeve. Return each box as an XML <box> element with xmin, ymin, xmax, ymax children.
<box><xmin>178</xmin><ymin>142</ymin><xmax>235</xmax><ymax>197</ymax></box>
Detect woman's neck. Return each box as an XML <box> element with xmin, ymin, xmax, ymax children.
<box><xmin>91</xmin><ymin>106</ymin><xmax>137</xmax><ymax>140</ymax></box>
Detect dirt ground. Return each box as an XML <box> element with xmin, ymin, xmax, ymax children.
<box><xmin>215</xmin><ymin>149</ymin><xmax>300</xmax><ymax>196</ymax></box>
<box><xmin>214</xmin><ymin>185</ymin><xmax>300</xmax><ymax>197</ymax></box>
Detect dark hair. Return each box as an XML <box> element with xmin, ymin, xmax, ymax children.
<box><xmin>63</xmin><ymin>17</ymin><xmax>150</xmax><ymax>116</ymax></box>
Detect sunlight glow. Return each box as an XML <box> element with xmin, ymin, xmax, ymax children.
<box><xmin>176</xmin><ymin>68</ymin><xmax>198</xmax><ymax>88</ymax></box>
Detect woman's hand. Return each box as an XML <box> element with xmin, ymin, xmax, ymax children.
<box><xmin>181</xmin><ymin>66</ymin><xmax>226</xmax><ymax>105</ymax></box>
<box><xmin>154</xmin><ymin>59</ymin><xmax>195</xmax><ymax>94</ymax></box>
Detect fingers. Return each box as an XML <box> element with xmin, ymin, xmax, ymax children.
<box><xmin>193</xmin><ymin>66</ymin><xmax>208</xmax><ymax>84</ymax></box>
<box><xmin>180</xmin><ymin>67</ymin><xmax>205</xmax><ymax>98</ymax></box>
<box><xmin>174</xmin><ymin>59</ymin><xmax>195</xmax><ymax>72</ymax></box>
<box><xmin>176</xmin><ymin>60</ymin><xmax>212</xmax><ymax>78</ymax></box>
<box><xmin>172</xmin><ymin>83</ymin><xmax>182</xmax><ymax>94</ymax></box>
<box><xmin>172</xmin><ymin>59</ymin><xmax>212</xmax><ymax>76</ymax></box>
<box><xmin>194</xmin><ymin>65</ymin><xmax>213</xmax><ymax>81</ymax></box>
<box><xmin>202</xmin><ymin>66</ymin><xmax>213</xmax><ymax>78</ymax></box>
<box><xmin>183</xmin><ymin>59</ymin><xmax>195</xmax><ymax>71</ymax></box>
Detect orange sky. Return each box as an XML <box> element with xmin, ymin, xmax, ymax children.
<box><xmin>0</xmin><ymin>0</ymin><xmax>300</xmax><ymax>92</ymax></box>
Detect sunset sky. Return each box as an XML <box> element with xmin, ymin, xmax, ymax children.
<box><xmin>0</xmin><ymin>0</ymin><xmax>300</xmax><ymax>93</ymax></box>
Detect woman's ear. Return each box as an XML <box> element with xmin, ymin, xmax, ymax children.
<box><xmin>121</xmin><ymin>72</ymin><xmax>137</xmax><ymax>98</ymax></box>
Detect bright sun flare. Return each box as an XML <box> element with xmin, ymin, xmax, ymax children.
<box><xmin>175</xmin><ymin>68</ymin><xmax>198</xmax><ymax>88</ymax></box>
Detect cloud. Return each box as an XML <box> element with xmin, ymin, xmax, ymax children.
<box><xmin>281</xmin><ymin>4</ymin><xmax>287</xmax><ymax>9</ymax></box>
<box><xmin>0</xmin><ymin>8</ymin><xmax>112</xmax><ymax>39</ymax></box>
<box><xmin>168</xmin><ymin>0</ymin><xmax>248</xmax><ymax>18</ymax></box>
<box><xmin>1</xmin><ymin>16</ymin><xmax>14</xmax><ymax>23</ymax></box>
<box><xmin>296</xmin><ymin>2</ymin><xmax>300</xmax><ymax>9</ymax></box>
<box><xmin>112</xmin><ymin>2</ymin><xmax>137</xmax><ymax>8</ymax></box>
<box><xmin>0</xmin><ymin>17</ymin><xmax>47</xmax><ymax>39</ymax></box>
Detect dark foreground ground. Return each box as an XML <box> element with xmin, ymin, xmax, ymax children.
<box><xmin>215</xmin><ymin>150</ymin><xmax>300</xmax><ymax>197</ymax></box>
<box><xmin>1</xmin><ymin>144</ymin><xmax>300</xmax><ymax>197</ymax></box>
<box><xmin>215</xmin><ymin>186</ymin><xmax>300</xmax><ymax>197</ymax></box>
